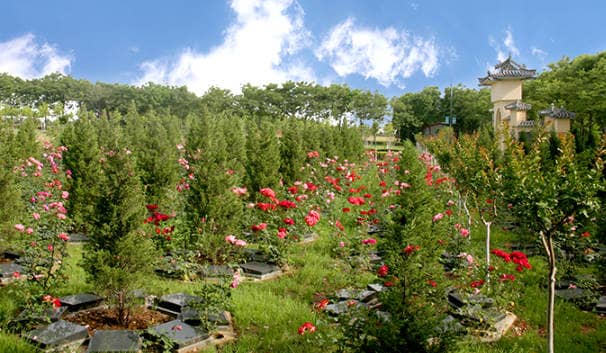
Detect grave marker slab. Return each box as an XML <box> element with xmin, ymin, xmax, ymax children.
<box><xmin>68</xmin><ymin>233</ymin><xmax>90</xmax><ymax>243</ymax></box>
<box><xmin>199</xmin><ymin>265</ymin><xmax>234</xmax><ymax>278</ymax></box>
<box><xmin>157</xmin><ymin>293</ymin><xmax>202</xmax><ymax>315</ymax></box>
<box><xmin>357</xmin><ymin>290</ymin><xmax>377</xmax><ymax>303</ymax></box>
<box><xmin>25</xmin><ymin>319</ymin><xmax>88</xmax><ymax>348</ymax></box>
<box><xmin>87</xmin><ymin>330</ymin><xmax>140</xmax><ymax>353</ymax></box>
<box><xmin>150</xmin><ymin>320</ymin><xmax>209</xmax><ymax>348</ymax></box>
<box><xmin>325</xmin><ymin>301</ymin><xmax>350</xmax><ymax>316</ymax></box>
<box><xmin>60</xmin><ymin>293</ymin><xmax>103</xmax><ymax>312</ymax></box>
<box><xmin>243</xmin><ymin>249</ymin><xmax>269</xmax><ymax>263</ymax></box>
<box><xmin>300</xmin><ymin>233</ymin><xmax>318</xmax><ymax>244</ymax></box>
<box><xmin>335</xmin><ymin>289</ymin><xmax>356</xmax><ymax>300</ymax></box>
<box><xmin>367</xmin><ymin>283</ymin><xmax>385</xmax><ymax>293</ymax></box>
<box><xmin>437</xmin><ymin>315</ymin><xmax>465</xmax><ymax>334</ymax></box>
<box><xmin>0</xmin><ymin>262</ymin><xmax>24</xmax><ymax>277</ymax></box>
<box><xmin>16</xmin><ymin>306</ymin><xmax>67</xmax><ymax>324</ymax></box>
<box><xmin>2</xmin><ymin>251</ymin><xmax>21</xmax><ymax>260</ymax></box>
<box><xmin>555</xmin><ymin>287</ymin><xmax>593</xmax><ymax>301</ymax></box>
<box><xmin>467</xmin><ymin>295</ymin><xmax>495</xmax><ymax>308</ymax></box>
<box><xmin>239</xmin><ymin>262</ymin><xmax>281</xmax><ymax>280</ymax></box>
<box><xmin>447</xmin><ymin>290</ymin><xmax>466</xmax><ymax>308</ymax></box>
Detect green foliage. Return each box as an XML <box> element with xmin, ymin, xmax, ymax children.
<box><xmin>0</xmin><ymin>119</ymin><xmax>22</xmax><ymax>238</ymax></box>
<box><xmin>60</xmin><ymin>114</ymin><xmax>102</xmax><ymax>231</ymax></box>
<box><xmin>245</xmin><ymin>119</ymin><xmax>281</xmax><ymax>194</ymax></box>
<box><xmin>81</xmin><ymin>148</ymin><xmax>150</xmax><ymax>325</ymax></box>
<box><xmin>279</xmin><ymin>119</ymin><xmax>306</xmax><ymax>184</ymax></box>
<box><xmin>391</xmin><ymin>86</ymin><xmax>442</xmax><ymax>141</ymax></box>
<box><xmin>86</xmin><ymin>233</ymin><xmax>159</xmax><ymax>325</ymax></box>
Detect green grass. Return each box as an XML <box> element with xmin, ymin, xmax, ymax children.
<box><xmin>1</xmin><ymin>223</ymin><xmax>604</xmax><ymax>352</ymax></box>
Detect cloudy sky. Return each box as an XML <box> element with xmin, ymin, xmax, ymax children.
<box><xmin>1</xmin><ymin>0</ymin><xmax>604</xmax><ymax>97</ymax></box>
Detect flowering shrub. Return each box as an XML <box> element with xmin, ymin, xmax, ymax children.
<box><xmin>8</xmin><ymin>144</ymin><xmax>73</xmax><ymax>328</ymax></box>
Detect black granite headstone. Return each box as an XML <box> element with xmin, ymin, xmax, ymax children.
<box><xmin>68</xmin><ymin>233</ymin><xmax>90</xmax><ymax>243</ymax></box>
<box><xmin>87</xmin><ymin>330</ymin><xmax>140</xmax><ymax>352</ymax></box>
<box><xmin>595</xmin><ymin>296</ymin><xmax>606</xmax><ymax>314</ymax></box>
<box><xmin>447</xmin><ymin>290</ymin><xmax>466</xmax><ymax>308</ymax></box>
<box><xmin>335</xmin><ymin>288</ymin><xmax>356</xmax><ymax>300</ymax></box>
<box><xmin>25</xmin><ymin>319</ymin><xmax>88</xmax><ymax>348</ymax></box>
<box><xmin>325</xmin><ymin>301</ymin><xmax>350</xmax><ymax>316</ymax></box>
<box><xmin>555</xmin><ymin>287</ymin><xmax>593</xmax><ymax>301</ymax></box>
<box><xmin>239</xmin><ymin>262</ymin><xmax>280</xmax><ymax>279</ymax></box>
<box><xmin>157</xmin><ymin>293</ymin><xmax>202</xmax><ymax>315</ymax></box>
<box><xmin>59</xmin><ymin>293</ymin><xmax>103</xmax><ymax>312</ymax></box>
<box><xmin>437</xmin><ymin>315</ymin><xmax>466</xmax><ymax>334</ymax></box>
<box><xmin>0</xmin><ymin>262</ymin><xmax>24</xmax><ymax>277</ymax></box>
<box><xmin>357</xmin><ymin>290</ymin><xmax>377</xmax><ymax>303</ymax></box>
<box><xmin>367</xmin><ymin>283</ymin><xmax>385</xmax><ymax>293</ymax></box>
<box><xmin>149</xmin><ymin>319</ymin><xmax>209</xmax><ymax>348</ymax></box>
<box><xmin>16</xmin><ymin>306</ymin><xmax>67</xmax><ymax>324</ymax></box>
<box><xmin>467</xmin><ymin>294</ymin><xmax>495</xmax><ymax>308</ymax></box>
<box><xmin>199</xmin><ymin>265</ymin><xmax>234</xmax><ymax>278</ymax></box>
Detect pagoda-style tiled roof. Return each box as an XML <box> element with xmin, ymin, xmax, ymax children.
<box><xmin>479</xmin><ymin>56</ymin><xmax>536</xmax><ymax>85</ymax></box>
<box><xmin>517</xmin><ymin>120</ymin><xmax>535</xmax><ymax>128</ymax></box>
<box><xmin>504</xmin><ymin>100</ymin><xmax>532</xmax><ymax>111</ymax></box>
<box><xmin>539</xmin><ymin>105</ymin><xmax>576</xmax><ymax>119</ymax></box>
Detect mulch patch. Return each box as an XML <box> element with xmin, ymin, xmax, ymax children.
<box><xmin>65</xmin><ymin>307</ymin><xmax>172</xmax><ymax>336</ymax></box>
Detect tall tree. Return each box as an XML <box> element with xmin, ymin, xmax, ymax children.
<box><xmin>504</xmin><ymin>131</ymin><xmax>604</xmax><ymax>353</ymax></box>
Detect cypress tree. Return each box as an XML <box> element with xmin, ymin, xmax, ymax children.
<box><xmin>245</xmin><ymin>118</ymin><xmax>281</xmax><ymax>196</ymax></box>
<box><xmin>279</xmin><ymin>118</ymin><xmax>305</xmax><ymax>184</ymax></box>
<box><xmin>60</xmin><ymin>114</ymin><xmax>103</xmax><ymax>232</ymax></box>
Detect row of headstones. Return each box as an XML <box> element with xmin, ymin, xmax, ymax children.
<box><xmin>22</xmin><ymin>292</ymin><xmax>232</xmax><ymax>352</ymax></box>
<box><xmin>553</xmin><ymin>274</ymin><xmax>606</xmax><ymax>313</ymax></box>
<box><xmin>317</xmin><ymin>283</ymin><xmax>391</xmax><ymax>321</ymax></box>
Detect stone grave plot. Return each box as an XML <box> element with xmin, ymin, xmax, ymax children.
<box><xmin>15</xmin><ymin>306</ymin><xmax>68</xmax><ymax>326</ymax></box>
<box><xmin>87</xmin><ymin>330</ymin><xmax>141</xmax><ymax>353</ymax></box>
<box><xmin>243</xmin><ymin>248</ymin><xmax>270</xmax><ymax>263</ymax></box>
<box><xmin>59</xmin><ymin>293</ymin><xmax>104</xmax><ymax>312</ymax></box>
<box><xmin>24</xmin><ymin>319</ymin><xmax>89</xmax><ymax>351</ymax></box>
<box><xmin>551</xmin><ymin>275</ymin><xmax>599</xmax><ymax>310</ymax></box>
<box><xmin>155</xmin><ymin>255</ymin><xmax>201</xmax><ymax>280</ymax></box>
<box><xmin>298</xmin><ymin>232</ymin><xmax>319</xmax><ymax>244</ymax></box>
<box><xmin>68</xmin><ymin>232</ymin><xmax>90</xmax><ymax>243</ymax></box>
<box><xmin>595</xmin><ymin>296</ymin><xmax>606</xmax><ymax>314</ymax></box>
<box><xmin>445</xmin><ymin>288</ymin><xmax>516</xmax><ymax>342</ymax></box>
<box><xmin>367</xmin><ymin>250</ymin><xmax>383</xmax><ymax>264</ymax></box>
<box><xmin>198</xmin><ymin>264</ymin><xmax>235</xmax><ymax>279</ymax></box>
<box><xmin>322</xmin><ymin>285</ymin><xmax>385</xmax><ymax>317</ymax></box>
<box><xmin>0</xmin><ymin>261</ymin><xmax>25</xmax><ymax>285</ymax></box>
<box><xmin>2</xmin><ymin>250</ymin><xmax>22</xmax><ymax>260</ymax></box>
<box><xmin>156</xmin><ymin>292</ymin><xmax>203</xmax><ymax>316</ymax></box>
<box><xmin>147</xmin><ymin>319</ymin><xmax>212</xmax><ymax>353</ymax></box>
<box><xmin>238</xmin><ymin>261</ymin><xmax>282</xmax><ymax>280</ymax></box>
<box><xmin>367</xmin><ymin>225</ymin><xmax>383</xmax><ymax>235</ymax></box>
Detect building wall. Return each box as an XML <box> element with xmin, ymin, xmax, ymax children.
<box><xmin>491</xmin><ymin>81</ymin><xmax>522</xmax><ymax>103</ymax></box>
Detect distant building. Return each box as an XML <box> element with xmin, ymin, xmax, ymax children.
<box><xmin>479</xmin><ymin>56</ymin><xmax>574</xmax><ymax>146</ymax></box>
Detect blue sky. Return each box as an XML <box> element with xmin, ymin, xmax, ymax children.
<box><xmin>1</xmin><ymin>0</ymin><xmax>604</xmax><ymax>98</ymax></box>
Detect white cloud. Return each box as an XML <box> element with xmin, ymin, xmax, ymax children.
<box><xmin>315</xmin><ymin>18</ymin><xmax>439</xmax><ymax>88</ymax></box>
<box><xmin>136</xmin><ymin>0</ymin><xmax>314</xmax><ymax>95</ymax></box>
<box><xmin>489</xmin><ymin>27</ymin><xmax>520</xmax><ymax>62</ymax></box>
<box><xmin>0</xmin><ymin>33</ymin><xmax>72</xmax><ymax>79</ymax></box>
<box><xmin>531</xmin><ymin>46</ymin><xmax>548</xmax><ymax>59</ymax></box>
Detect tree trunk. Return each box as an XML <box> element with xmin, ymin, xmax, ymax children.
<box><xmin>484</xmin><ymin>220</ymin><xmax>491</xmax><ymax>270</ymax></box>
<box><xmin>462</xmin><ymin>197</ymin><xmax>472</xmax><ymax>239</ymax></box>
<box><xmin>541</xmin><ymin>231</ymin><xmax>556</xmax><ymax>353</ymax></box>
